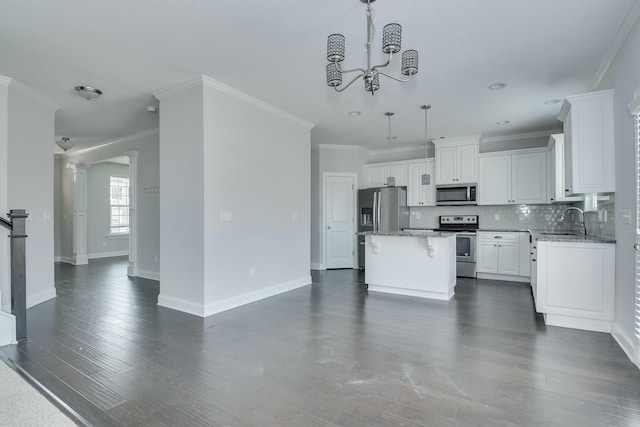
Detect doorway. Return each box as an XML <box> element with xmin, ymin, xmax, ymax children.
<box><xmin>322</xmin><ymin>173</ymin><xmax>357</xmax><ymax>269</ymax></box>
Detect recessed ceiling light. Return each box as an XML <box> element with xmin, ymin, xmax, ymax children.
<box><xmin>386</xmin><ymin>136</ymin><xmax>398</xmax><ymax>140</ymax></box>
<box><xmin>74</xmin><ymin>85</ymin><xmax>102</xmax><ymax>101</ymax></box>
<box><xmin>496</xmin><ymin>120</ymin><xmax>511</xmax><ymax>125</ymax></box>
<box><xmin>146</xmin><ymin>105</ymin><xmax>157</xmax><ymax>113</ymax></box>
<box><xmin>348</xmin><ymin>111</ymin><xmax>362</xmax><ymax>116</ymax></box>
<box><xmin>544</xmin><ymin>99</ymin><xmax>561</xmax><ymax>105</ymax></box>
<box><xmin>488</xmin><ymin>83</ymin><xmax>506</xmax><ymax>90</ymax></box>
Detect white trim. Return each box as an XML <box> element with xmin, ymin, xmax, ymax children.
<box><xmin>54</xmin><ymin>256</ymin><xmax>62</xmax><ymax>263</ymax></box>
<box><xmin>157</xmin><ymin>295</ymin><xmax>205</xmax><ymax>317</ymax></box>
<box><xmin>59</xmin><ymin>256</ymin><xmax>76</xmax><ymax>265</ymax></box>
<box><xmin>72</xmin><ymin>254</ymin><xmax>89</xmax><ymax>265</ymax></box>
<box><xmin>590</xmin><ymin>0</ymin><xmax>640</xmax><ymax>91</ymax></box>
<box><xmin>154</xmin><ymin>75</ymin><xmax>315</xmax><ymax>130</ymax></box>
<box><xmin>432</xmin><ymin>134</ymin><xmax>481</xmax><ymax>147</ymax></box>
<box><xmin>0</xmin><ymin>311</ymin><xmax>16</xmax><ymax>346</ymax></box>
<box><xmin>106</xmin><ymin>233</ymin><xmax>128</xmax><ymax>239</ymax></box>
<box><xmin>544</xmin><ymin>313</ymin><xmax>611</xmax><ymax>333</ymax></box>
<box><xmin>478</xmin><ymin>146</ymin><xmax>548</xmax><ymax>158</ymax></box>
<box><xmin>322</xmin><ymin>172</ymin><xmax>359</xmax><ymax>270</ymax></box>
<box><xmin>612</xmin><ymin>322</ymin><xmax>636</xmax><ymax>364</ymax></box>
<box><xmin>26</xmin><ymin>288</ymin><xmax>56</xmax><ymax>309</ymax></box>
<box><xmin>480</xmin><ymin>129</ymin><xmax>562</xmax><ymax>144</ymax></box>
<box><xmin>476</xmin><ymin>272</ymin><xmax>530</xmax><ymax>283</ymax></box>
<box><xmin>0</xmin><ymin>76</ymin><xmax>59</xmax><ymax>111</ymax></box>
<box><xmin>158</xmin><ymin>276</ymin><xmax>311</xmax><ymax>317</ymax></box>
<box><xmin>66</xmin><ymin>129</ymin><xmax>159</xmax><ymax>157</ymax></box>
<box><xmin>628</xmin><ymin>84</ymin><xmax>640</xmax><ymax>115</ymax></box>
<box><xmin>203</xmin><ymin>276</ymin><xmax>311</xmax><ymax>317</ymax></box>
<box><xmin>87</xmin><ymin>251</ymin><xmax>129</xmax><ymax>260</ymax></box>
<box><xmin>136</xmin><ymin>269</ymin><xmax>160</xmax><ymax>281</ymax></box>
<box><xmin>125</xmin><ymin>151</ymin><xmax>139</xmax><ymax>278</ymax></box>
<box><xmin>310</xmin><ymin>263</ymin><xmax>326</xmax><ymax>271</ymax></box>
<box><xmin>318</xmin><ymin>144</ymin><xmax>361</xmax><ymax>151</ymax></box>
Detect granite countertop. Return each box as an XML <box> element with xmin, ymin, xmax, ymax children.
<box><xmin>359</xmin><ymin>231</ymin><xmax>455</xmax><ymax>238</ymax></box>
<box><xmin>404</xmin><ymin>227</ymin><xmax>616</xmax><ymax>243</ymax></box>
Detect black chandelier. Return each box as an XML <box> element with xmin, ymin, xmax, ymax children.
<box><xmin>326</xmin><ymin>0</ymin><xmax>419</xmax><ymax>95</ymax></box>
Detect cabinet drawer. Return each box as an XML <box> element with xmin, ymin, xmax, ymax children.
<box><xmin>478</xmin><ymin>232</ymin><xmax>519</xmax><ymax>242</ymax></box>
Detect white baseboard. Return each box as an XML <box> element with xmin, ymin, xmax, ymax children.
<box><xmin>310</xmin><ymin>263</ymin><xmax>326</xmax><ymax>271</ymax></box>
<box><xmin>158</xmin><ymin>276</ymin><xmax>312</xmax><ymax>318</ymax></box>
<box><xmin>0</xmin><ymin>311</ymin><xmax>16</xmax><ymax>346</ymax></box>
<box><xmin>611</xmin><ymin>322</ymin><xmax>635</xmax><ymax>364</ymax></box>
<box><xmin>59</xmin><ymin>256</ymin><xmax>75</xmax><ymax>265</ymax></box>
<box><xmin>88</xmin><ymin>251</ymin><xmax>129</xmax><ymax>260</ymax></box>
<box><xmin>27</xmin><ymin>288</ymin><xmax>57</xmax><ymax>308</ymax></box>
<box><xmin>157</xmin><ymin>294</ymin><xmax>205</xmax><ymax>317</ymax></box>
<box><xmin>59</xmin><ymin>255</ymin><xmax>88</xmax><ymax>265</ymax></box>
<box><xmin>54</xmin><ymin>256</ymin><xmax>62</xmax><ymax>263</ymax></box>
<box><xmin>136</xmin><ymin>269</ymin><xmax>160</xmax><ymax>281</ymax></box>
<box><xmin>476</xmin><ymin>272</ymin><xmax>530</xmax><ymax>283</ymax></box>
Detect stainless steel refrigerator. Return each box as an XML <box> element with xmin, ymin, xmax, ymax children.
<box><xmin>357</xmin><ymin>187</ymin><xmax>410</xmax><ymax>269</ymax></box>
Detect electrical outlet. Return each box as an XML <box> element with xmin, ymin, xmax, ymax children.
<box><xmin>102</xmin><ymin>241</ymin><xmax>107</xmax><ymax>247</ymax></box>
<box><xmin>545</xmin><ymin>214</ymin><xmax>551</xmax><ymax>221</ymax></box>
<box><xmin>622</xmin><ymin>209</ymin><xmax>632</xmax><ymax>225</ymax></box>
<box><xmin>220</xmin><ymin>211</ymin><xmax>233</xmax><ymax>222</ymax></box>
<box><xmin>494</xmin><ymin>213</ymin><xmax>500</xmax><ymax>220</ymax></box>
<box><xmin>291</xmin><ymin>212</ymin><xmax>298</xmax><ymax>222</ymax></box>
<box><xmin>519</xmin><ymin>214</ymin><xmax>524</xmax><ymax>221</ymax></box>
<box><xmin>154</xmin><ymin>254</ymin><xmax>159</xmax><ymax>262</ymax></box>
<box><xmin>249</xmin><ymin>267</ymin><xmax>256</xmax><ymax>278</ymax></box>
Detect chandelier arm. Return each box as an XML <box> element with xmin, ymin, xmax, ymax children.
<box><xmin>377</xmin><ymin>71</ymin><xmax>411</xmax><ymax>83</ymax></box>
<box><xmin>334</xmin><ymin>61</ymin><xmax>366</xmax><ymax>76</ymax></box>
<box><xmin>333</xmin><ymin>73</ymin><xmax>366</xmax><ymax>92</ymax></box>
<box><xmin>371</xmin><ymin>52</ymin><xmax>393</xmax><ymax>71</ymax></box>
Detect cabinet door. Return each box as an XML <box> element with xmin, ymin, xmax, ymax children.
<box><xmin>497</xmin><ymin>242</ymin><xmax>520</xmax><ymax>275</ymax></box>
<box><xmin>436</xmin><ymin>146</ymin><xmax>457</xmax><ymax>184</ymax></box>
<box><xmin>422</xmin><ymin>161</ymin><xmax>435</xmax><ymax>205</ymax></box>
<box><xmin>476</xmin><ymin>241</ymin><xmax>498</xmax><ymax>273</ymax></box>
<box><xmin>388</xmin><ymin>164</ymin><xmax>407</xmax><ymax>187</ymax></box>
<box><xmin>407</xmin><ymin>163</ymin><xmax>425</xmax><ymax>206</ymax></box>
<box><xmin>563</xmin><ymin>114</ymin><xmax>574</xmax><ymax>195</ymax></box>
<box><xmin>457</xmin><ymin>145</ymin><xmax>478</xmax><ymax>183</ymax></box>
<box><xmin>478</xmin><ymin>155</ymin><xmax>511</xmax><ymax>205</ymax></box>
<box><xmin>367</xmin><ymin>165</ymin><xmax>388</xmax><ymax>188</ymax></box>
<box><xmin>511</xmin><ymin>152</ymin><xmax>547</xmax><ymax>204</ymax></box>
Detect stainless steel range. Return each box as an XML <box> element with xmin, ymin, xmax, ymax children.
<box><xmin>436</xmin><ymin>215</ymin><xmax>479</xmax><ymax>278</ymax></box>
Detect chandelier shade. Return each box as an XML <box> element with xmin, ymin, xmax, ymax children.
<box><xmin>327</xmin><ymin>34</ymin><xmax>346</xmax><ymax>62</ymax></box>
<box><xmin>402</xmin><ymin>50</ymin><xmax>419</xmax><ymax>76</ymax></box>
<box><xmin>325</xmin><ymin>0</ymin><xmax>418</xmax><ymax>95</ymax></box>
<box><xmin>326</xmin><ymin>63</ymin><xmax>343</xmax><ymax>87</ymax></box>
<box><xmin>382</xmin><ymin>24</ymin><xmax>402</xmax><ymax>54</ymax></box>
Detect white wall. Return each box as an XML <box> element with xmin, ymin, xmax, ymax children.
<box><xmin>156</xmin><ymin>76</ymin><xmax>313</xmax><ymax>317</ymax></box>
<box><xmin>0</xmin><ymin>77</ymin><xmax>57</xmax><ymax>310</ymax></box>
<box><xmin>86</xmin><ymin>162</ymin><xmax>129</xmax><ymax>258</ymax></box>
<box><xmin>600</xmin><ymin>14</ymin><xmax>640</xmax><ymax>359</ymax></box>
<box><xmin>59</xmin><ymin>130</ymin><xmax>160</xmax><ymax>278</ymax></box>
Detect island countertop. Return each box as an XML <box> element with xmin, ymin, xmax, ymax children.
<box><xmin>358</xmin><ymin>231</ymin><xmax>455</xmax><ymax>238</ymax></box>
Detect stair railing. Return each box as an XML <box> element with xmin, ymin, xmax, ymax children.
<box><xmin>0</xmin><ymin>209</ymin><xmax>28</xmax><ymax>340</ymax></box>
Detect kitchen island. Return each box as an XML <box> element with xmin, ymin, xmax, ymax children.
<box><xmin>362</xmin><ymin>231</ymin><xmax>457</xmax><ymax>301</ymax></box>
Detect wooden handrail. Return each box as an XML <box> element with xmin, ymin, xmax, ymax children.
<box><xmin>2</xmin><ymin>210</ymin><xmax>28</xmax><ymax>340</ymax></box>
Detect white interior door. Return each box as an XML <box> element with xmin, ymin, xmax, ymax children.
<box><xmin>325</xmin><ymin>175</ymin><xmax>355</xmax><ymax>269</ymax></box>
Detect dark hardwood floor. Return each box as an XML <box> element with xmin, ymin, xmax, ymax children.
<box><xmin>2</xmin><ymin>257</ymin><xmax>640</xmax><ymax>426</ymax></box>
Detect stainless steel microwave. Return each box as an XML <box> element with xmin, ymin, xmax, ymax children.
<box><xmin>435</xmin><ymin>184</ymin><xmax>477</xmax><ymax>205</ymax></box>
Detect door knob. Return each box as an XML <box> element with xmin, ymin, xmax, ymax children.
<box><xmin>327</xmin><ymin>226</ymin><xmax>332</xmax><ymax>229</ymax></box>
<box><xmin>634</xmin><ymin>243</ymin><xmax>640</xmax><ymax>251</ymax></box>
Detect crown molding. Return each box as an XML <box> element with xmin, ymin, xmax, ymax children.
<box><xmin>590</xmin><ymin>0</ymin><xmax>640</xmax><ymax>91</ymax></box>
<box><xmin>67</xmin><ymin>128</ymin><xmax>159</xmax><ymax>157</ymax></box>
<box><xmin>318</xmin><ymin>144</ymin><xmax>361</xmax><ymax>151</ymax></box>
<box><xmin>481</xmin><ymin>129</ymin><xmax>562</xmax><ymax>144</ymax></box>
<box><xmin>628</xmin><ymin>84</ymin><xmax>640</xmax><ymax>114</ymax></box>
<box><xmin>0</xmin><ymin>76</ymin><xmax>59</xmax><ymax>111</ymax></box>
<box><xmin>154</xmin><ymin>75</ymin><xmax>315</xmax><ymax>130</ymax></box>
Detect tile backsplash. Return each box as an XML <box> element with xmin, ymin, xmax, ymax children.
<box><xmin>409</xmin><ymin>196</ymin><xmax>616</xmax><ymax>237</ymax></box>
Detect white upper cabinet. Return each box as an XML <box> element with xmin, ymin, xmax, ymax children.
<box><xmin>407</xmin><ymin>160</ymin><xmax>435</xmax><ymax>206</ymax></box>
<box><xmin>558</xmin><ymin>89</ymin><xmax>615</xmax><ymax>194</ymax></box>
<box><xmin>547</xmin><ymin>134</ymin><xmax>582</xmax><ymax>203</ymax></box>
<box><xmin>433</xmin><ymin>136</ymin><xmax>479</xmax><ymax>185</ymax></box>
<box><xmin>478</xmin><ymin>149</ymin><xmax>547</xmax><ymax>205</ymax></box>
<box><xmin>365</xmin><ymin>162</ymin><xmax>407</xmax><ymax>188</ymax></box>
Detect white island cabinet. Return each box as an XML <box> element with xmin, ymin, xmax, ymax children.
<box><xmin>364</xmin><ymin>233</ymin><xmax>456</xmax><ymax>300</ymax></box>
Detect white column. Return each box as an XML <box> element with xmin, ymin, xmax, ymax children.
<box><xmin>71</xmin><ymin>164</ymin><xmax>88</xmax><ymax>265</ymax></box>
<box><xmin>125</xmin><ymin>151</ymin><xmax>138</xmax><ymax>277</ymax></box>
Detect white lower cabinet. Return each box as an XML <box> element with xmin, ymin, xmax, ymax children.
<box><xmin>476</xmin><ymin>232</ymin><xmax>520</xmax><ymax>275</ymax></box>
<box><xmin>535</xmin><ymin>240</ymin><xmax>615</xmax><ymax>332</ymax></box>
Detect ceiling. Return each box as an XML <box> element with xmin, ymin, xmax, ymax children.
<box><xmin>1</xmin><ymin>0</ymin><xmax>637</xmax><ymax>152</ymax></box>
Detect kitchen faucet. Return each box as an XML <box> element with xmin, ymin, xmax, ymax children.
<box><xmin>560</xmin><ymin>207</ymin><xmax>586</xmax><ymax>235</ymax></box>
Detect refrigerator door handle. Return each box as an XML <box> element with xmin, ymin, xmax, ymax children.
<box><xmin>373</xmin><ymin>192</ymin><xmax>378</xmax><ymax>232</ymax></box>
<box><xmin>377</xmin><ymin>190</ymin><xmax>382</xmax><ymax>233</ymax></box>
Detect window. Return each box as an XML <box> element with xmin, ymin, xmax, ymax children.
<box><xmin>110</xmin><ymin>176</ymin><xmax>129</xmax><ymax>234</ymax></box>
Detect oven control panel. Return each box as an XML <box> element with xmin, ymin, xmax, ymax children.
<box><xmin>440</xmin><ymin>215</ymin><xmax>478</xmax><ymax>225</ymax></box>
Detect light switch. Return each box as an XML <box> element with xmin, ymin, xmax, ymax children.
<box><xmin>291</xmin><ymin>212</ymin><xmax>298</xmax><ymax>222</ymax></box>
<box><xmin>494</xmin><ymin>213</ymin><xmax>500</xmax><ymax>220</ymax></box>
<box><xmin>220</xmin><ymin>211</ymin><xmax>233</xmax><ymax>222</ymax></box>
<box><xmin>622</xmin><ymin>209</ymin><xmax>632</xmax><ymax>225</ymax></box>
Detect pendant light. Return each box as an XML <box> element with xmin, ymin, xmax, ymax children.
<box><xmin>385</xmin><ymin>112</ymin><xmax>395</xmax><ymax>186</ymax></box>
<box><xmin>420</xmin><ymin>105</ymin><xmax>431</xmax><ymax>185</ymax></box>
